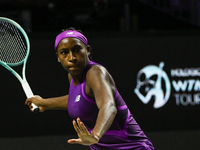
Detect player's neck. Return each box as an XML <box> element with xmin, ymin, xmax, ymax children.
<box><xmin>71</xmin><ymin>73</ymin><xmax>84</xmax><ymax>86</ymax></box>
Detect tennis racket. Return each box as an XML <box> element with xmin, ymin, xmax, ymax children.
<box><xmin>0</xmin><ymin>17</ymin><xmax>39</xmax><ymax>112</ymax></box>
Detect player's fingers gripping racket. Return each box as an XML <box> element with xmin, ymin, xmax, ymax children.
<box><xmin>0</xmin><ymin>17</ymin><xmax>39</xmax><ymax>112</ymax></box>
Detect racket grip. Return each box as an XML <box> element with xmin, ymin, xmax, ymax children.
<box><xmin>21</xmin><ymin>81</ymin><xmax>40</xmax><ymax>112</ymax></box>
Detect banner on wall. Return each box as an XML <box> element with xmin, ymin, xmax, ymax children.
<box><xmin>134</xmin><ymin>62</ymin><xmax>200</xmax><ymax>109</ymax></box>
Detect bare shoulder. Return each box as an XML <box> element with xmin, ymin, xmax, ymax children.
<box><xmin>86</xmin><ymin>65</ymin><xmax>115</xmax><ymax>87</ymax></box>
<box><xmin>85</xmin><ymin>65</ymin><xmax>116</xmax><ymax>97</ymax></box>
<box><xmin>87</xmin><ymin>65</ymin><xmax>108</xmax><ymax>79</ymax></box>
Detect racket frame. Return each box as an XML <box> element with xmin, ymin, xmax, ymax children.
<box><xmin>0</xmin><ymin>17</ymin><xmax>39</xmax><ymax>112</ymax></box>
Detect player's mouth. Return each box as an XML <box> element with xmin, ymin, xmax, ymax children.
<box><xmin>68</xmin><ymin>65</ymin><xmax>80</xmax><ymax>71</ymax></box>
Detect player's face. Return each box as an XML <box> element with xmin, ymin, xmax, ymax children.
<box><xmin>57</xmin><ymin>37</ymin><xmax>90</xmax><ymax>76</ymax></box>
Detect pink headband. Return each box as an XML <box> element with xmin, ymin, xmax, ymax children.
<box><xmin>54</xmin><ymin>30</ymin><xmax>88</xmax><ymax>50</ymax></box>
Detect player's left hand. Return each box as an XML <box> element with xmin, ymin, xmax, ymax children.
<box><xmin>68</xmin><ymin>118</ymin><xmax>99</xmax><ymax>146</ymax></box>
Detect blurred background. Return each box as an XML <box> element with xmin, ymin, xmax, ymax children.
<box><xmin>1</xmin><ymin>0</ymin><xmax>200</xmax><ymax>32</ymax></box>
<box><xmin>0</xmin><ymin>0</ymin><xmax>200</xmax><ymax>150</ymax></box>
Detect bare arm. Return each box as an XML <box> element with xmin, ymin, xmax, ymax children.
<box><xmin>25</xmin><ymin>95</ymin><xmax>68</xmax><ymax>112</ymax></box>
<box><xmin>86</xmin><ymin>65</ymin><xmax>117</xmax><ymax>140</ymax></box>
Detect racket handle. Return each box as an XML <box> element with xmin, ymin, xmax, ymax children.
<box><xmin>21</xmin><ymin>81</ymin><xmax>40</xmax><ymax>112</ymax></box>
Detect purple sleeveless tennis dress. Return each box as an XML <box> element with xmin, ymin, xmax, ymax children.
<box><xmin>68</xmin><ymin>61</ymin><xmax>155</xmax><ymax>150</ymax></box>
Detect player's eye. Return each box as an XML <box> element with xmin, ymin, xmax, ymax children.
<box><xmin>75</xmin><ymin>48</ymin><xmax>81</xmax><ymax>52</ymax></box>
<box><xmin>60</xmin><ymin>50</ymin><xmax>68</xmax><ymax>55</ymax></box>
<box><xmin>73</xmin><ymin>45</ymin><xmax>82</xmax><ymax>52</ymax></box>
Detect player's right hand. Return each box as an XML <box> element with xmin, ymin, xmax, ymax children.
<box><xmin>25</xmin><ymin>95</ymin><xmax>45</xmax><ymax>112</ymax></box>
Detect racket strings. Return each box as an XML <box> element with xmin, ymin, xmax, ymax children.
<box><xmin>0</xmin><ymin>20</ymin><xmax>27</xmax><ymax>64</ymax></box>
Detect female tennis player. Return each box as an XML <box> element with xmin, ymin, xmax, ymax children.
<box><xmin>25</xmin><ymin>27</ymin><xmax>155</xmax><ymax>150</ymax></box>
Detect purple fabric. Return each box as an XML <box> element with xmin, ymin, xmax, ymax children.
<box><xmin>90</xmin><ymin>141</ymin><xmax>155</xmax><ymax>150</ymax></box>
<box><xmin>67</xmin><ymin>60</ymin><xmax>155</xmax><ymax>150</ymax></box>
<box><xmin>54</xmin><ymin>30</ymin><xmax>88</xmax><ymax>50</ymax></box>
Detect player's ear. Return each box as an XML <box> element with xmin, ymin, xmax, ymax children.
<box><xmin>86</xmin><ymin>45</ymin><xmax>91</xmax><ymax>56</ymax></box>
<box><xmin>56</xmin><ymin>52</ymin><xmax>60</xmax><ymax>62</ymax></box>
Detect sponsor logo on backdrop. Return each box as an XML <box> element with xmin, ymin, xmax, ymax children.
<box><xmin>134</xmin><ymin>62</ymin><xmax>200</xmax><ymax>108</ymax></box>
<box><xmin>134</xmin><ymin>62</ymin><xmax>171</xmax><ymax>108</ymax></box>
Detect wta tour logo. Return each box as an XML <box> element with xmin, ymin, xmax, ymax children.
<box><xmin>134</xmin><ymin>62</ymin><xmax>171</xmax><ymax>108</ymax></box>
